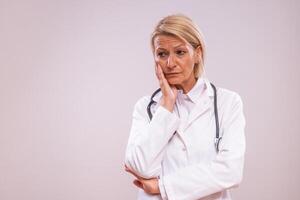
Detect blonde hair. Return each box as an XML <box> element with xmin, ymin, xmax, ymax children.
<box><xmin>151</xmin><ymin>14</ymin><xmax>206</xmax><ymax>78</ymax></box>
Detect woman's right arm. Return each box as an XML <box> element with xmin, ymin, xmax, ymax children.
<box><xmin>124</xmin><ymin>96</ymin><xmax>179</xmax><ymax>179</ymax></box>
<box><xmin>125</xmin><ymin>64</ymin><xmax>178</xmax><ymax>179</ymax></box>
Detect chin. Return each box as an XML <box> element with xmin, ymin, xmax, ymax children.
<box><xmin>166</xmin><ymin>77</ymin><xmax>183</xmax><ymax>85</ymax></box>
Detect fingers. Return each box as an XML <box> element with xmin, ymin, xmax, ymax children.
<box><xmin>154</xmin><ymin>63</ymin><xmax>178</xmax><ymax>112</ymax></box>
<box><xmin>156</xmin><ymin>63</ymin><xmax>167</xmax><ymax>83</ymax></box>
<box><xmin>133</xmin><ymin>179</ymin><xmax>144</xmax><ymax>189</ymax></box>
<box><xmin>155</xmin><ymin>63</ymin><xmax>164</xmax><ymax>87</ymax></box>
<box><xmin>133</xmin><ymin>178</ymin><xmax>160</xmax><ymax>195</ymax></box>
<box><xmin>155</xmin><ymin>63</ymin><xmax>170</xmax><ymax>94</ymax></box>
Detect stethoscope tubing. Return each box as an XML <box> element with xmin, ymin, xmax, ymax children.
<box><xmin>146</xmin><ymin>82</ymin><xmax>221</xmax><ymax>152</ymax></box>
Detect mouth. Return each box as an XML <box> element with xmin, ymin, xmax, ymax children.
<box><xmin>165</xmin><ymin>72</ymin><xmax>181</xmax><ymax>76</ymax></box>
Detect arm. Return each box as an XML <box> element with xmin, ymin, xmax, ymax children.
<box><xmin>125</xmin><ymin>97</ymin><xmax>180</xmax><ymax>179</ymax></box>
<box><xmin>125</xmin><ymin>64</ymin><xmax>179</xmax><ymax>179</ymax></box>
<box><xmin>160</xmin><ymin>94</ymin><xmax>246</xmax><ymax>200</ymax></box>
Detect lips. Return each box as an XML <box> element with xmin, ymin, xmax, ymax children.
<box><xmin>165</xmin><ymin>73</ymin><xmax>180</xmax><ymax>76</ymax></box>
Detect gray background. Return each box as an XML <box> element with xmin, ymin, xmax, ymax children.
<box><xmin>1</xmin><ymin>0</ymin><xmax>299</xmax><ymax>199</ymax></box>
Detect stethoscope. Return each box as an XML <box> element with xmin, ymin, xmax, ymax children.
<box><xmin>146</xmin><ymin>83</ymin><xmax>222</xmax><ymax>153</ymax></box>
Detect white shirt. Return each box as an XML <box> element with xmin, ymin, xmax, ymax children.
<box><xmin>175</xmin><ymin>77</ymin><xmax>205</xmax><ymax>134</ymax></box>
<box><xmin>125</xmin><ymin>77</ymin><xmax>246</xmax><ymax>200</ymax></box>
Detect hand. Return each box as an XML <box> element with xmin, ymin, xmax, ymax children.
<box><xmin>125</xmin><ymin>165</ymin><xmax>160</xmax><ymax>195</ymax></box>
<box><xmin>155</xmin><ymin>63</ymin><xmax>178</xmax><ymax>112</ymax></box>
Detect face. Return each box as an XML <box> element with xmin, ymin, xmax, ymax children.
<box><xmin>153</xmin><ymin>35</ymin><xmax>200</xmax><ymax>87</ymax></box>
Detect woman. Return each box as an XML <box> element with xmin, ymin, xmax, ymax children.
<box><xmin>124</xmin><ymin>14</ymin><xmax>246</xmax><ymax>200</ymax></box>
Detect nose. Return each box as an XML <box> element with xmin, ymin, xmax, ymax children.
<box><xmin>166</xmin><ymin>54</ymin><xmax>176</xmax><ymax>69</ymax></box>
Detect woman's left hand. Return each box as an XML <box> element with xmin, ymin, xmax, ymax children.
<box><xmin>125</xmin><ymin>165</ymin><xmax>160</xmax><ymax>195</ymax></box>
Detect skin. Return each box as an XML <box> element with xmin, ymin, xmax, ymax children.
<box><xmin>125</xmin><ymin>35</ymin><xmax>202</xmax><ymax>195</ymax></box>
<box><xmin>154</xmin><ymin>35</ymin><xmax>201</xmax><ymax>112</ymax></box>
<box><xmin>125</xmin><ymin>165</ymin><xmax>160</xmax><ymax>195</ymax></box>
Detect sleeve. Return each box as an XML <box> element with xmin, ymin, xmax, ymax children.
<box><xmin>158</xmin><ymin>177</ymin><xmax>168</xmax><ymax>200</ymax></box>
<box><xmin>124</xmin><ymin>96</ymin><xmax>180</xmax><ymax>179</ymax></box>
<box><xmin>160</xmin><ymin>93</ymin><xmax>246</xmax><ymax>200</ymax></box>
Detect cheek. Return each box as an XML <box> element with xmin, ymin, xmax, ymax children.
<box><xmin>179</xmin><ymin>58</ymin><xmax>195</xmax><ymax>73</ymax></box>
<box><xmin>155</xmin><ymin>59</ymin><xmax>166</xmax><ymax>66</ymax></box>
<box><xmin>154</xmin><ymin>58</ymin><xmax>168</xmax><ymax>70</ymax></box>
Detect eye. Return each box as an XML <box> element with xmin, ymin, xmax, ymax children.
<box><xmin>176</xmin><ymin>50</ymin><xmax>186</xmax><ymax>56</ymax></box>
<box><xmin>157</xmin><ymin>51</ymin><xmax>168</xmax><ymax>58</ymax></box>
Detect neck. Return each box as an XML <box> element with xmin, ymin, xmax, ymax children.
<box><xmin>175</xmin><ymin>76</ymin><xmax>197</xmax><ymax>94</ymax></box>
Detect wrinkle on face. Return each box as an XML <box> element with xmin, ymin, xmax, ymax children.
<box><xmin>153</xmin><ymin>35</ymin><xmax>197</xmax><ymax>93</ymax></box>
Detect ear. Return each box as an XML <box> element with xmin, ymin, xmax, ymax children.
<box><xmin>194</xmin><ymin>46</ymin><xmax>202</xmax><ymax>63</ymax></box>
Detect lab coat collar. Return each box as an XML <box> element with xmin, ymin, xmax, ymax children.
<box><xmin>186</xmin><ymin>77</ymin><xmax>215</xmax><ymax>129</ymax></box>
<box><xmin>203</xmin><ymin>77</ymin><xmax>214</xmax><ymax>98</ymax></box>
<box><xmin>178</xmin><ymin>77</ymin><xmax>205</xmax><ymax>104</ymax></box>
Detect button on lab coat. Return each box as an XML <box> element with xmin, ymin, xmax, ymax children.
<box><xmin>125</xmin><ymin>78</ymin><xmax>246</xmax><ymax>200</ymax></box>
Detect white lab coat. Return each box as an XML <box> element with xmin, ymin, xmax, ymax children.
<box><xmin>125</xmin><ymin>78</ymin><xmax>246</xmax><ymax>200</ymax></box>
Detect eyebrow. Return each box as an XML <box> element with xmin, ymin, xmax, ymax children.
<box><xmin>156</xmin><ymin>47</ymin><xmax>166</xmax><ymax>51</ymax></box>
<box><xmin>156</xmin><ymin>44</ymin><xmax>187</xmax><ymax>51</ymax></box>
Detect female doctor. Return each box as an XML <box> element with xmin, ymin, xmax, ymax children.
<box><xmin>124</xmin><ymin>14</ymin><xmax>246</xmax><ymax>200</ymax></box>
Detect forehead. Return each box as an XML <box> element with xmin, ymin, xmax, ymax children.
<box><xmin>153</xmin><ymin>35</ymin><xmax>188</xmax><ymax>49</ymax></box>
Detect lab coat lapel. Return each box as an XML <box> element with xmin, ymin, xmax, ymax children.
<box><xmin>150</xmin><ymin>79</ymin><xmax>215</xmax><ymax>130</ymax></box>
<box><xmin>185</xmin><ymin>80</ymin><xmax>214</xmax><ymax>130</ymax></box>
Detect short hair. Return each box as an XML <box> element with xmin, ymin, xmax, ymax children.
<box><xmin>151</xmin><ymin>14</ymin><xmax>206</xmax><ymax>78</ymax></box>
